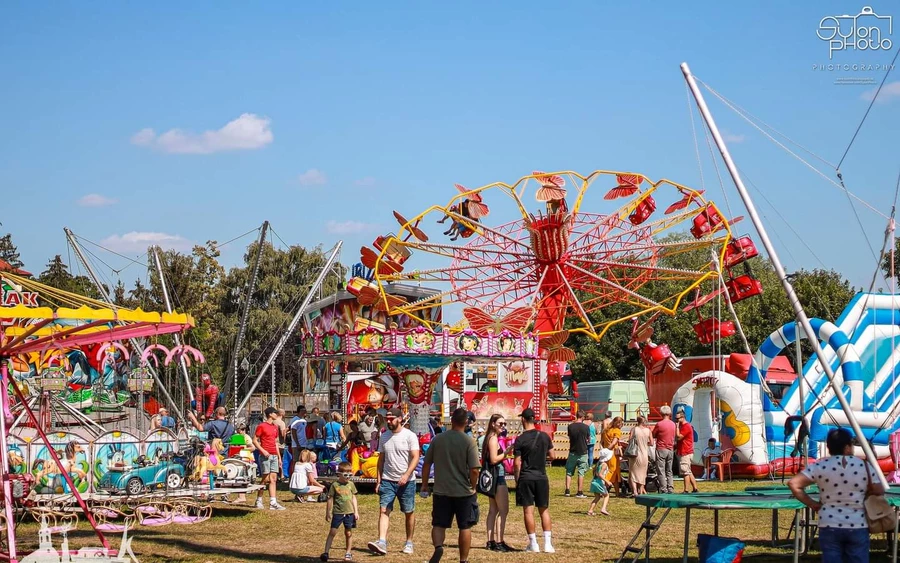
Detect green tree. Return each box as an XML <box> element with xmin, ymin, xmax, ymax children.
<box><xmin>0</xmin><ymin>234</ymin><xmax>24</xmax><ymax>270</ymax></box>
<box><xmin>568</xmin><ymin>233</ymin><xmax>857</xmax><ymax>382</ymax></box>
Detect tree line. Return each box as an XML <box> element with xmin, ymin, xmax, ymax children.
<box><xmin>0</xmin><ymin>230</ymin><xmax>885</xmax><ymax>388</ymax></box>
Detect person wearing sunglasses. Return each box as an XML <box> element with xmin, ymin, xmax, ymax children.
<box><xmin>483</xmin><ymin>414</ymin><xmax>513</xmax><ymax>552</ymax></box>
<box><xmin>368</xmin><ymin>408</ymin><xmax>420</xmax><ymax>556</ymax></box>
<box><xmin>322</xmin><ymin>461</ymin><xmax>360</xmax><ymax>562</ymax></box>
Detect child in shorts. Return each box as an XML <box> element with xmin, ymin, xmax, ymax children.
<box><xmin>321</xmin><ymin>461</ymin><xmax>359</xmax><ymax>561</ymax></box>
<box><xmin>587</xmin><ymin>448</ymin><xmax>613</xmax><ymax>516</ymax></box>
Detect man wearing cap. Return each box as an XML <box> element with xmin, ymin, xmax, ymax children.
<box><xmin>368</xmin><ymin>408</ymin><xmax>420</xmax><ymax>556</ymax></box>
<box><xmin>195</xmin><ymin>374</ymin><xmax>219</xmax><ymax>420</ymax></box>
<box><xmin>513</xmin><ymin>408</ymin><xmax>555</xmax><ymax>553</ymax></box>
<box><xmin>187</xmin><ymin>406</ymin><xmax>234</xmax><ymax>445</ymax></box>
<box><xmin>652</xmin><ymin>405</ymin><xmax>676</xmax><ymax>494</ymax></box>
<box><xmin>421</xmin><ymin>408</ymin><xmax>481</xmax><ymax>563</ymax></box>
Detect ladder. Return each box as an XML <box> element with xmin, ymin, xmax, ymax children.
<box><xmin>616</xmin><ymin>506</ymin><xmax>672</xmax><ymax>563</ymax></box>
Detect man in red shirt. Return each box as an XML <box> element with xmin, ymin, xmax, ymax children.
<box><xmin>651</xmin><ymin>405</ymin><xmax>676</xmax><ymax>494</ymax></box>
<box><xmin>675</xmin><ymin>410</ymin><xmax>698</xmax><ymax>494</ymax></box>
<box><xmin>253</xmin><ymin>406</ymin><xmax>286</xmax><ymax>510</ymax></box>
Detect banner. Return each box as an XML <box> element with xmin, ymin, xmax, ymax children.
<box><xmin>498</xmin><ymin>360</ymin><xmax>534</xmax><ymax>394</ymax></box>
<box><xmin>463</xmin><ymin>392</ymin><xmax>532</xmax><ymax>421</ymax></box>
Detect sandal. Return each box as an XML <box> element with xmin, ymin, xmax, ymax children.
<box><xmin>586</xmin><ymin>511</ymin><xmax>595</xmax><ymax>516</ymax></box>
<box><xmin>600</xmin><ymin>510</ymin><xmax>610</xmax><ymax>516</ymax></box>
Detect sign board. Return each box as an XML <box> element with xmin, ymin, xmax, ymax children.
<box><xmin>38</xmin><ymin>378</ymin><xmax>66</xmax><ymax>391</ymax></box>
<box><xmin>127</xmin><ymin>378</ymin><xmax>154</xmax><ymax>392</ymax></box>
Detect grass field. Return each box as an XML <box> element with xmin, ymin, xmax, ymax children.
<box><xmin>11</xmin><ymin>468</ymin><xmax>898</xmax><ymax>562</ymax></box>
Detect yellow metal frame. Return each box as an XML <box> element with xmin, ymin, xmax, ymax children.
<box><xmin>372</xmin><ymin>170</ymin><xmax>733</xmax><ymax>341</ymax></box>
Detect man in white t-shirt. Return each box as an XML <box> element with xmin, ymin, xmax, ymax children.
<box><xmin>289</xmin><ymin>405</ymin><xmax>309</xmax><ymax>475</ymax></box>
<box><xmin>368</xmin><ymin>408</ymin><xmax>420</xmax><ymax>556</ymax></box>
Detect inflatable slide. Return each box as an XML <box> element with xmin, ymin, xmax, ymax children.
<box><xmin>673</xmin><ymin>292</ymin><xmax>900</xmax><ymax>476</ymax></box>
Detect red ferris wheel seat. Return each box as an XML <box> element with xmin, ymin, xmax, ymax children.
<box><xmin>373</xmin><ymin>234</ymin><xmax>412</xmax><ymax>265</ymax></box>
<box><xmin>690</xmin><ymin>206</ymin><xmax>725</xmax><ymax>239</ymax></box>
<box><xmin>692</xmin><ymin>317</ymin><xmax>737</xmax><ymax>345</ymax></box>
<box><xmin>640</xmin><ymin>343</ymin><xmax>673</xmax><ymax>376</ymax></box>
<box><xmin>628</xmin><ymin>195</ymin><xmax>656</xmax><ymax>226</ymax></box>
<box><xmin>726</xmin><ymin>274</ymin><xmax>763</xmax><ymax>302</ymax></box>
<box><xmin>723</xmin><ymin>236</ymin><xmax>759</xmax><ymax>269</ymax></box>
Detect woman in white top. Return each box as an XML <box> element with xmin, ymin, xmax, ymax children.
<box><xmin>788</xmin><ymin>427</ymin><xmax>884</xmax><ymax>562</ymax></box>
<box><xmin>290</xmin><ymin>450</ymin><xmax>325</xmax><ymax>502</ymax></box>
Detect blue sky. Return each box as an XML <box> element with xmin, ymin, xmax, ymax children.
<box><xmin>1</xmin><ymin>2</ymin><xmax>898</xmax><ymax>304</ymax></box>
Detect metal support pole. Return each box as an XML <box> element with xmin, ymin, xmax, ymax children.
<box><xmin>271</xmin><ymin>362</ymin><xmax>276</xmax><ymax>407</ymax></box>
<box><xmin>0</xmin><ymin>359</ymin><xmax>18</xmax><ymax>561</ymax></box>
<box><xmin>63</xmin><ymin>228</ymin><xmax>185</xmax><ymax>425</ymax></box>
<box><xmin>223</xmin><ymin>221</ymin><xmax>269</xmax><ymax>409</ymax></box>
<box><xmin>235</xmin><ymin>241</ymin><xmax>342</xmax><ymax>417</ymax></box>
<box><xmin>714</xmin><ymin>509</ymin><xmax>719</xmax><ymax>537</ymax></box>
<box><xmin>792</xmin><ymin>511</ymin><xmax>800</xmax><ymax>563</ymax></box>
<box><xmin>681</xmin><ymin>62</ymin><xmax>888</xmax><ymax>488</ymax></box>
<box><xmin>683</xmin><ymin>508</ymin><xmax>691</xmax><ymax>563</ymax></box>
<box><xmin>645</xmin><ymin>505</ymin><xmax>651</xmax><ymax>563</ymax></box>
<box><xmin>152</xmin><ymin>246</ymin><xmax>194</xmax><ymax>403</ymax></box>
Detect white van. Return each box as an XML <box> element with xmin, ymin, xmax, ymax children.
<box><xmin>578</xmin><ymin>381</ymin><xmax>648</xmax><ymax>421</ymax></box>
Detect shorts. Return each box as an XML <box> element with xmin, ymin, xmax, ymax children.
<box><xmin>330</xmin><ymin>513</ymin><xmax>356</xmax><ymax>530</ymax></box>
<box><xmin>290</xmin><ymin>487</ymin><xmax>310</xmax><ymax>495</ymax></box>
<box><xmin>260</xmin><ymin>454</ymin><xmax>280</xmax><ymax>475</ymax></box>
<box><xmin>432</xmin><ymin>494</ymin><xmax>479</xmax><ymax>530</ymax></box>
<box><xmin>516</xmin><ymin>478</ymin><xmax>550</xmax><ymax>508</ymax></box>
<box><xmin>565</xmin><ymin>453</ymin><xmax>589</xmax><ymax>476</ymax></box>
<box><xmin>379</xmin><ymin>480</ymin><xmax>415</xmax><ymax>513</ymax></box>
<box><xmin>679</xmin><ymin>456</ymin><xmax>692</xmax><ymax>476</ymax></box>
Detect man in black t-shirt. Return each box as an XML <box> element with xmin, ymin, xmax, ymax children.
<box><xmin>513</xmin><ymin>408</ymin><xmax>554</xmax><ymax>553</ymax></box>
<box><xmin>564</xmin><ymin>410</ymin><xmax>590</xmax><ymax>498</ymax></box>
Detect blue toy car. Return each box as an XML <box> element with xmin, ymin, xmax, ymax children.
<box><xmin>98</xmin><ymin>455</ymin><xmax>185</xmax><ymax>495</ymax></box>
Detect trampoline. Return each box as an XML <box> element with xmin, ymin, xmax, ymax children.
<box><xmin>618</xmin><ymin>488</ymin><xmax>900</xmax><ymax>563</ymax></box>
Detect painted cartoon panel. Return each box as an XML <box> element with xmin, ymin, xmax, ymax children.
<box><xmin>145</xmin><ymin>429</ymin><xmax>178</xmax><ymax>462</ymax></box>
<box><xmin>7</xmin><ymin>435</ymin><xmax>28</xmax><ymax>475</ymax></box>
<box><xmin>29</xmin><ymin>432</ymin><xmax>90</xmax><ymax>494</ymax></box>
<box><xmin>93</xmin><ymin>431</ymin><xmax>141</xmax><ymax>487</ymax></box>
<box><xmin>498</xmin><ymin>360</ymin><xmax>534</xmax><ymax>393</ymax></box>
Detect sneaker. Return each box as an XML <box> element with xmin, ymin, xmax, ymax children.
<box><xmin>564</xmin><ymin>489</ymin><xmax>571</xmax><ymax>497</ymax></box>
<box><xmin>486</xmin><ymin>541</ymin><xmax>498</xmax><ymax>551</ymax></box>
<box><xmin>498</xmin><ymin>542</ymin><xmax>516</xmax><ymax>552</ymax></box>
<box><xmin>575</xmin><ymin>492</ymin><xmax>587</xmax><ymax>499</ymax></box>
<box><xmin>320</xmin><ymin>553</ymin><xmax>329</xmax><ymax>562</ymax></box>
<box><xmin>255</xmin><ymin>498</ymin><xmax>264</xmax><ymax>509</ymax></box>
<box><xmin>269</xmin><ymin>501</ymin><xmax>286</xmax><ymax>510</ymax></box>
<box><xmin>525</xmin><ymin>542</ymin><xmax>541</xmax><ymax>553</ymax></box>
<box><xmin>544</xmin><ymin>544</ymin><xmax>556</xmax><ymax>554</ymax></box>
<box><xmin>401</xmin><ymin>541</ymin><xmax>414</xmax><ymax>554</ymax></box>
<box><xmin>344</xmin><ymin>554</ymin><xmax>353</xmax><ymax>561</ymax></box>
<box><xmin>367</xmin><ymin>540</ymin><xmax>388</xmax><ymax>555</ymax></box>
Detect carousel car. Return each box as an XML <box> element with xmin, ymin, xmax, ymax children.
<box><xmin>98</xmin><ymin>455</ymin><xmax>185</xmax><ymax>495</ymax></box>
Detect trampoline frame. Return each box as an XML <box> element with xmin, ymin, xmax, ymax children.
<box><xmin>620</xmin><ymin>489</ymin><xmax>900</xmax><ymax>563</ymax></box>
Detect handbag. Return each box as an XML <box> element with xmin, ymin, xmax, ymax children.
<box><xmin>477</xmin><ymin>464</ymin><xmax>499</xmax><ymax>497</ymax></box>
<box><xmin>865</xmin><ymin>460</ymin><xmax>897</xmax><ymax>533</ymax></box>
<box><xmin>623</xmin><ymin>434</ymin><xmax>639</xmax><ymax>458</ymax></box>
<box><xmin>476</xmin><ymin>442</ymin><xmax>500</xmax><ymax>497</ymax></box>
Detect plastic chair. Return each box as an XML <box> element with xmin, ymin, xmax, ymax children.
<box><xmin>709</xmin><ymin>449</ymin><xmax>735</xmax><ymax>482</ymax></box>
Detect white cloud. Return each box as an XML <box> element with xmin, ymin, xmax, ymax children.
<box><xmin>861</xmin><ymin>81</ymin><xmax>900</xmax><ymax>103</ymax></box>
<box><xmin>298</xmin><ymin>168</ymin><xmax>327</xmax><ymax>186</ymax></box>
<box><xmin>100</xmin><ymin>232</ymin><xmax>193</xmax><ymax>253</ymax></box>
<box><xmin>326</xmin><ymin>220</ymin><xmax>376</xmax><ymax>235</ymax></box>
<box><xmin>130</xmin><ymin>113</ymin><xmax>273</xmax><ymax>154</ymax></box>
<box><xmin>77</xmin><ymin>193</ymin><xmax>118</xmax><ymax>207</ymax></box>
<box><xmin>354</xmin><ymin>177</ymin><xmax>377</xmax><ymax>187</ymax></box>
<box><xmin>722</xmin><ymin>131</ymin><xmax>746</xmax><ymax>143</ymax></box>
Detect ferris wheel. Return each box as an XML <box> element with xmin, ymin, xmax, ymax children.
<box><xmin>362</xmin><ymin>170</ymin><xmax>739</xmax><ymax>342</ymax></box>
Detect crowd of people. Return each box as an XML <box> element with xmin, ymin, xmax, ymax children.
<box><xmin>174</xmin><ymin>400</ymin><xmax>884</xmax><ymax>563</ymax></box>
